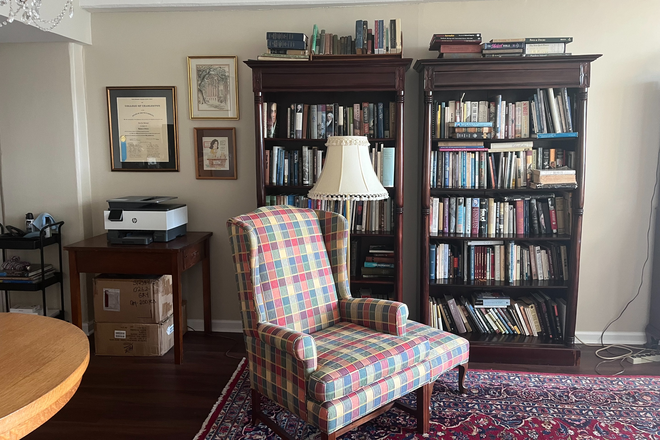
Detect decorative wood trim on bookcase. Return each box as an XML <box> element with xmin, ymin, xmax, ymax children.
<box><xmin>245</xmin><ymin>58</ymin><xmax>413</xmax><ymax>303</ymax></box>
<box><xmin>414</xmin><ymin>55</ymin><xmax>601</xmax><ymax>365</ymax></box>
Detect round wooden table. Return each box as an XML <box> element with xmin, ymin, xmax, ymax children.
<box><xmin>0</xmin><ymin>313</ymin><xmax>89</xmax><ymax>439</ymax></box>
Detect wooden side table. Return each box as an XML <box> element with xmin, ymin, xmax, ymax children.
<box><xmin>64</xmin><ymin>232</ymin><xmax>213</xmax><ymax>364</ymax></box>
<box><xmin>0</xmin><ymin>313</ymin><xmax>89</xmax><ymax>439</ymax></box>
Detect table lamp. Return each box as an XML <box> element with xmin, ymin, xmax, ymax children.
<box><xmin>308</xmin><ymin>135</ymin><xmax>389</xmax><ymax>279</ymax></box>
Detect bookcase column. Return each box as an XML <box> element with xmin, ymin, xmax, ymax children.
<box><xmin>254</xmin><ymin>91</ymin><xmax>265</xmax><ymax>206</ymax></box>
<box><xmin>420</xmin><ymin>88</ymin><xmax>433</xmax><ymax>324</ymax></box>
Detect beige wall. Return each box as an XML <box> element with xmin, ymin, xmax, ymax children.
<box><xmin>2</xmin><ymin>0</ymin><xmax>659</xmax><ymax>340</ymax></box>
<box><xmin>0</xmin><ymin>43</ymin><xmax>93</xmax><ymax>324</ymax></box>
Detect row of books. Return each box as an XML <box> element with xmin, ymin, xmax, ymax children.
<box><xmin>355</xmin><ymin>288</ymin><xmax>391</xmax><ymax>299</ymax></box>
<box><xmin>431</xmin><ymin>241</ymin><xmax>568</xmax><ymax>282</ymax></box>
<box><xmin>430</xmin><ymin>144</ymin><xmax>576</xmax><ymax>190</ymax></box>
<box><xmin>263</xmin><ymin>102</ymin><xmax>397</xmax><ymax>140</ymax></box>
<box><xmin>429</xmin><ymin>291</ymin><xmax>566</xmax><ymax>342</ymax></box>
<box><xmin>429</xmin><ymin>33</ymin><xmax>572</xmax><ymax>59</ymax></box>
<box><xmin>0</xmin><ymin>263</ymin><xmax>55</xmax><ymax>283</ymax></box>
<box><xmin>266</xmin><ymin>196</ymin><xmax>394</xmax><ymax>234</ymax></box>
<box><xmin>432</xmin><ymin>88</ymin><xmax>575</xmax><ymax>140</ymax></box>
<box><xmin>311</xmin><ymin>20</ymin><xmax>402</xmax><ymax>56</ymax></box>
<box><xmin>429</xmin><ymin>194</ymin><xmax>572</xmax><ymax>237</ymax></box>
<box><xmin>267</xmin><ymin>143</ymin><xmax>395</xmax><ymax>187</ymax></box>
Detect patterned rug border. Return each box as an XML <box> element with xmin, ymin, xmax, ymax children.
<box><xmin>194</xmin><ymin>357</ymin><xmax>247</xmax><ymax>440</ymax></box>
<box><xmin>194</xmin><ymin>358</ymin><xmax>659</xmax><ymax>440</ymax></box>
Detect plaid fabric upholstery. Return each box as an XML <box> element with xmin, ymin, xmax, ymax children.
<box><xmin>227</xmin><ymin>206</ymin><xmax>340</xmax><ymax>335</ymax></box>
<box><xmin>307</xmin><ymin>361</ymin><xmax>431</xmax><ymax>434</ymax></box>
<box><xmin>339</xmin><ymin>297</ymin><xmax>408</xmax><ymax>336</ymax></box>
<box><xmin>406</xmin><ymin>320</ymin><xmax>470</xmax><ymax>381</ymax></box>
<box><xmin>308</xmin><ymin>322</ymin><xmax>430</xmax><ymax>401</ymax></box>
<box><xmin>313</xmin><ymin>210</ymin><xmax>351</xmax><ymax>300</ymax></box>
<box><xmin>246</xmin><ymin>335</ymin><xmax>314</xmax><ymax>420</ymax></box>
<box><xmin>257</xmin><ymin>322</ymin><xmax>317</xmax><ymax>364</ymax></box>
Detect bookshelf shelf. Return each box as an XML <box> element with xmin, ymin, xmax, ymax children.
<box><xmin>415</xmin><ymin>55</ymin><xmax>601</xmax><ymax>366</ymax></box>
<box><xmin>246</xmin><ymin>58</ymin><xmax>412</xmax><ymax>301</ymax></box>
<box><xmin>430</xmin><ymin>233</ymin><xmax>572</xmax><ymax>241</ymax></box>
<box><xmin>430</xmin><ymin>188</ymin><xmax>577</xmax><ymax>196</ymax></box>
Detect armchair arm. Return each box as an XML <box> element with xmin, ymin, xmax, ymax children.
<box><xmin>339</xmin><ymin>297</ymin><xmax>408</xmax><ymax>336</ymax></box>
<box><xmin>257</xmin><ymin>322</ymin><xmax>318</xmax><ymax>367</ymax></box>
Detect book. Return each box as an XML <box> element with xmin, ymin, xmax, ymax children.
<box><xmin>530</xmin><ymin>182</ymin><xmax>578</xmax><ymax>189</ymax></box>
<box><xmin>266</xmin><ymin>39</ymin><xmax>308</xmax><ymax>50</ymax></box>
<box><xmin>266</xmin><ymin>32</ymin><xmax>307</xmax><ymax>41</ymax></box>
<box><xmin>440</xmin><ymin>44</ymin><xmax>482</xmax><ymax>53</ymax></box>
<box><xmin>482</xmin><ymin>42</ymin><xmax>525</xmax><ymax>50</ymax></box>
<box><xmin>535</xmin><ymin>132</ymin><xmax>578</xmax><ymax>139</ymax></box>
<box><xmin>257</xmin><ymin>54</ymin><xmax>308</xmax><ymax>61</ymax></box>
<box><xmin>449</xmin><ymin>122</ymin><xmax>493</xmax><ymax>128</ymax></box>
<box><xmin>525</xmin><ymin>43</ymin><xmax>566</xmax><ymax>55</ymax></box>
<box><xmin>267</xmin><ymin>49</ymin><xmax>308</xmax><ymax>55</ymax></box>
<box><xmin>382</xmin><ymin>147</ymin><xmax>395</xmax><ymax>187</ymax></box>
<box><xmin>429</xmin><ymin>33</ymin><xmax>482</xmax><ymax>50</ymax></box>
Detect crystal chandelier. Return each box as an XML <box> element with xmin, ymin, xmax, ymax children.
<box><xmin>0</xmin><ymin>0</ymin><xmax>74</xmax><ymax>31</ymax></box>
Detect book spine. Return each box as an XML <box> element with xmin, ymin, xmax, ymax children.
<box><xmin>382</xmin><ymin>147</ymin><xmax>395</xmax><ymax>187</ymax></box>
<box><xmin>548</xmin><ymin>197</ymin><xmax>558</xmax><ymax>233</ymax></box>
<box><xmin>377</xmin><ymin>103</ymin><xmax>384</xmax><ymax>138</ymax></box>
<box><xmin>310</xmin><ymin>105</ymin><xmax>318</xmax><ymax>139</ymax></box>
<box><xmin>266</xmin><ymin>32</ymin><xmax>307</xmax><ymax>40</ymax></box>
<box><xmin>267</xmin><ymin>39</ymin><xmax>307</xmax><ymax>49</ymax></box>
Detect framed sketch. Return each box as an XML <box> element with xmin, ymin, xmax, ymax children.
<box><xmin>188</xmin><ymin>56</ymin><xmax>239</xmax><ymax>120</ymax></box>
<box><xmin>194</xmin><ymin>127</ymin><xmax>237</xmax><ymax>179</ymax></box>
<box><xmin>106</xmin><ymin>86</ymin><xmax>179</xmax><ymax>171</ymax></box>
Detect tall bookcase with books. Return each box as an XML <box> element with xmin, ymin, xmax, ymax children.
<box><xmin>414</xmin><ymin>55</ymin><xmax>601</xmax><ymax>365</ymax></box>
<box><xmin>246</xmin><ymin>58</ymin><xmax>412</xmax><ymax>302</ymax></box>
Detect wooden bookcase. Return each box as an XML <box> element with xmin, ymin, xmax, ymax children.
<box><xmin>414</xmin><ymin>55</ymin><xmax>601</xmax><ymax>366</ymax></box>
<box><xmin>245</xmin><ymin>58</ymin><xmax>412</xmax><ymax>302</ymax></box>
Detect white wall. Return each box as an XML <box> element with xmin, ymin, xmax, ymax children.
<box><xmin>2</xmin><ymin>0</ymin><xmax>659</xmax><ymax>340</ymax></box>
<box><xmin>0</xmin><ymin>43</ymin><xmax>93</xmax><ymax>324</ymax></box>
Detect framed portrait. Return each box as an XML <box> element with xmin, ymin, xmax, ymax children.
<box><xmin>106</xmin><ymin>86</ymin><xmax>179</xmax><ymax>171</ymax></box>
<box><xmin>188</xmin><ymin>56</ymin><xmax>239</xmax><ymax>120</ymax></box>
<box><xmin>194</xmin><ymin>127</ymin><xmax>237</xmax><ymax>179</ymax></box>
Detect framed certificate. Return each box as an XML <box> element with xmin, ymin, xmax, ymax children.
<box><xmin>106</xmin><ymin>86</ymin><xmax>179</xmax><ymax>171</ymax></box>
<box><xmin>194</xmin><ymin>127</ymin><xmax>237</xmax><ymax>179</ymax></box>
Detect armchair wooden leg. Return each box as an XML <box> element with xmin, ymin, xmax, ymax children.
<box><xmin>458</xmin><ymin>363</ymin><xmax>468</xmax><ymax>394</ymax></box>
<box><xmin>251</xmin><ymin>388</ymin><xmax>261</xmax><ymax>425</ymax></box>
<box><xmin>415</xmin><ymin>383</ymin><xmax>432</xmax><ymax>434</ymax></box>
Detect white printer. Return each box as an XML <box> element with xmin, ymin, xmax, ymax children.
<box><xmin>104</xmin><ymin>196</ymin><xmax>188</xmax><ymax>244</ymax></box>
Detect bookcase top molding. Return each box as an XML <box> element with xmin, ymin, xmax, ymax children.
<box><xmin>414</xmin><ymin>55</ymin><xmax>602</xmax><ymax>91</ymax></box>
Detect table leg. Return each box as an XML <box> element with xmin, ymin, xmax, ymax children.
<box><xmin>203</xmin><ymin>238</ymin><xmax>212</xmax><ymax>334</ymax></box>
<box><xmin>172</xmin><ymin>257</ymin><xmax>183</xmax><ymax>364</ymax></box>
<box><xmin>68</xmin><ymin>251</ymin><xmax>82</xmax><ymax>328</ymax></box>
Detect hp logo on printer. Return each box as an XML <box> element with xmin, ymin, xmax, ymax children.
<box><xmin>132</xmin><ymin>218</ymin><xmax>138</xmax><ymax>223</ymax></box>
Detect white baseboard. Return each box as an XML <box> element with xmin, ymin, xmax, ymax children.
<box><xmin>188</xmin><ymin>319</ymin><xmax>243</xmax><ymax>333</ymax></box>
<box><xmin>575</xmin><ymin>331</ymin><xmax>647</xmax><ymax>346</ymax></box>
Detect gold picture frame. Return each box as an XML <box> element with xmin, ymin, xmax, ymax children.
<box><xmin>194</xmin><ymin>127</ymin><xmax>237</xmax><ymax>179</ymax></box>
<box><xmin>106</xmin><ymin>86</ymin><xmax>179</xmax><ymax>171</ymax></box>
<box><xmin>187</xmin><ymin>56</ymin><xmax>239</xmax><ymax>120</ymax></box>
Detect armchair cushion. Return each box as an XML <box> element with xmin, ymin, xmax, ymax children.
<box><xmin>257</xmin><ymin>322</ymin><xmax>317</xmax><ymax>364</ymax></box>
<box><xmin>406</xmin><ymin>321</ymin><xmax>470</xmax><ymax>381</ymax></box>
<box><xmin>307</xmin><ymin>322</ymin><xmax>430</xmax><ymax>401</ymax></box>
<box><xmin>339</xmin><ymin>297</ymin><xmax>408</xmax><ymax>336</ymax></box>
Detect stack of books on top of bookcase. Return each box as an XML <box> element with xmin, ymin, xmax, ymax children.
<box><xmin>258</xmin><ymin>32</ymin><xmax>310</xmax><ymax>61</ymax></box>
<box><xmin>261</xmin><ymin>101</ymin><xmax>396</xmax><ymax>140</ymax></box>
<box><xmin>309</xmin><ymin>19</ymin><xmax>402</xmax><ymax>56</ymax></box>
<box><xmin>485</xmin><ymin>37</ymin><xmax>573</xmax><ymax>58</ymax></box>
<box><xmin>429</xmin><ymin>33</ymin><xmax>482</xmax><ymax>59</ymax></box>
<box><xmin>432</xmin><ymin>88</ymin><xmax>576</xmax><ymax>140</ymax></box>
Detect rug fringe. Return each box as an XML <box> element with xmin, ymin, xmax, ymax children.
<box><xmin>193</xmin><ymin>357</ymin><xmax>247</xmax><ymax>440</ymax></box>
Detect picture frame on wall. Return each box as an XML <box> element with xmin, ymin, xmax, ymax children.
<box><xmin>188</xmin><ymin>56</ymin><xmax>239</xmax><ymax>120</ymax></box>
<box><xmin>106</xmin><ymin>86</ymin><xmax>179</xmax><ymax>171</ymax></box>
<box><xmin>194</xmin><ymin>127</ymin><xmax>237</xmax><ymax>179</ymax></box>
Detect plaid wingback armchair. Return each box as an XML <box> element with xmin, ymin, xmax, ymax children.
<box><xmin>227</xmin><ymin>206</ymin><xmax>469</xmax><ymax>440</ymax></box>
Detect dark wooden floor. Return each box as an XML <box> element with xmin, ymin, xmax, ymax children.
<box><xmin>26</xmin><ymin>332</ymin><xmax>660</xmax><ymax>440</ymax></box>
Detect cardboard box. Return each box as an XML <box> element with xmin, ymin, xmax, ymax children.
<box><xmin>94</xmin><ymin>315</ymin><xmax>174</xmax><ymax>356</ymax></box>
<box><xmin>93</xmin><ymin>274</ymin><xmax>173</xmax><ymax>324</ymax></box>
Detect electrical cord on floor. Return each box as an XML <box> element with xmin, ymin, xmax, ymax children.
<box><xmin>586</xmin><ymin>140</ymin><xmax>660</xmax><ymax>375</ymax></box>
<box><xmin>186</xmin><ymin>326</ymin><xmax>244</xmax><ymax>360</ymax></box>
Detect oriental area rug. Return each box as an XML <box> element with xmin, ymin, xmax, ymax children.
<box><xmin>195</xmin><ymin>358</ymin><xmax>660</xmax><ymax>440</ymax></box>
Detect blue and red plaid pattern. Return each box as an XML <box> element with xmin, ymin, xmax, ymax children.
<box><xmin>246</xmin><ymin>335</ymin><xmax>313</xmax><ymax>419</ymax></box>
<box><xmin>227</xmin><ymin>206</ymin><xmax>340</xmax><ymax>335</ymax></box>
<box><xmin>406</xmin><ymin>320</ymin><xmax>469</xmax><ymax>381</ymax></box>
<box><xmin>227</xmin><ymin>219</ymin><xmax>260</xmax><ymax>338</ymax></box>
<box><xmin>308</xmin><ymin>322</ymin><xmax>430</xmax><ymax>401</ymax></box>
<box><xmin>307</xmin><ymin>361</ymin><xmax>431</xmax><ymax>434</ymax></box>
<box><xmin>339</xmin><ymin>297</ymin><xmax>408</xmax><ymax>336</ymax></box>
<box><xmin>258</xmin><ymin>322</ymin><xmax>317</xmax><ymax>364</ymax></box>
<box><xmin>313</xmin><ymin>210</ymin><xmax>351</xmax><ymax>300</ymax></box>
